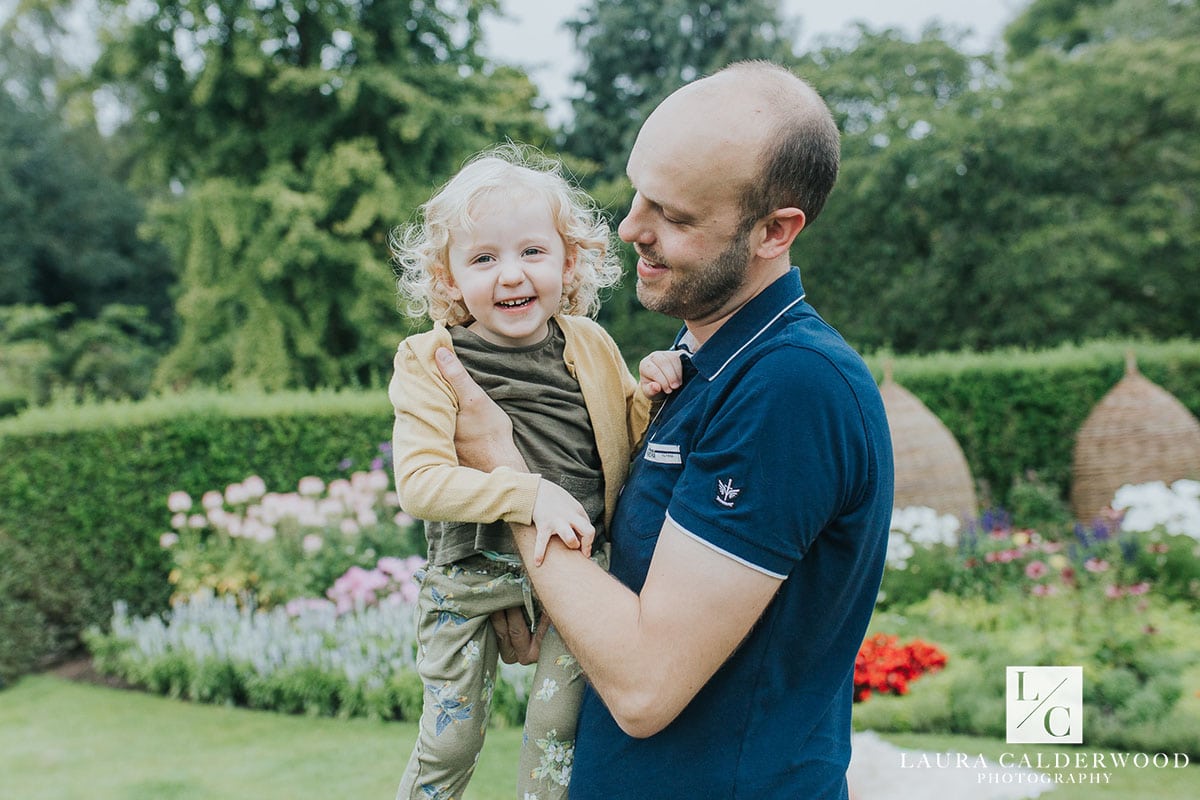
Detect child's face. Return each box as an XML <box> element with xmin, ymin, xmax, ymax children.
<box><xmin>445</xmin><ymin>192</ymin><xmax>572</xmax><ymax>348</ymax></box>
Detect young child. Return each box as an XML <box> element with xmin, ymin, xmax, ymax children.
<box><xmin>388</xmin><ymin>144</ymin><xmax>679</xmax><ymax>800</ymax></box>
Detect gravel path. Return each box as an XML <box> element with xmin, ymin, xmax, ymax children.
<box><xmin>848</xmin><ymin>731</ymin><xmax>1054</xmax><ymax>799</ymax></box>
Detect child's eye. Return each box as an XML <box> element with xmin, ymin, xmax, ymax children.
<box><xmin>471</xmin><ymin>254</ymin><xmax>495</xmax><ymax>265</ymax></box>
<box><xmin>523</xmin><ymin>247</ymin><xmax>545</xmax><ymax>257</ymax></box>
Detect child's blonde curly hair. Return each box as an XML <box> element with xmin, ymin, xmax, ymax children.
<box><xmin>391</xmin><ymin>143</ymin><xmax>622</xmax><ymax>325</ymax></box>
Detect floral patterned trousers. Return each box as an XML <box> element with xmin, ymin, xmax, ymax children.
<box><xmin>396</xmin><ymin>552</ymin><xmax>601</xmax><ymax>800</ymax></box>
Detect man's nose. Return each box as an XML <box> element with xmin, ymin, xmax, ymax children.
<box><xmin>618</xmin><ymin>194</ymin><xmax>653</xmax><ymax>245</ymax></box>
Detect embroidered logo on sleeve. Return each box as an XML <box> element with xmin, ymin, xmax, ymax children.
<box><xmin>645</xmin><ymin>442</ymin><xmax>682</xmax><ymax>464</ymax></box>
<box><xmin>716</xmin><ymin>478</ymin><xmax>741</xmax><ymax>507</ymax></box>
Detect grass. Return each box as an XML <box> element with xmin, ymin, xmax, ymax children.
<box><xmin>4</xmin><ymin>675</ymin><xmax>1199</xmax><ymax>799</ymax></box>
<box><xmin>0</xmin><ymin>675</ymin><xmax>521</xmax><ymax>800</ymax></box>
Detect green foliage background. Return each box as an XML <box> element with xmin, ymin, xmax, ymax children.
<box><xmin>4</xmin><ymin>339</ymin><xmax>1200</xmax><ymax>685</ymax></box>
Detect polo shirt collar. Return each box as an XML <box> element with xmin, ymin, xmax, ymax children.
<box><xmin>674</xmin><ymin>267</ymin><xmax>807</xmax><ymax>381</ymax></box>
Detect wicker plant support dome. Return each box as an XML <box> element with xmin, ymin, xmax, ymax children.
<box><xmin>1070</xmin><ymin>352</ymin><xmax>1200</xmax><ymax>521</ymax></box>
<box><xmin>879</xmin><ymin>364</ymin><xmax>978</xmax><ymax>520</ymax></box>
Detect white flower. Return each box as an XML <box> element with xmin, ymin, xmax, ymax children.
<box><xmin>159</xmin><ymin>532</ymin><xmax>179</xmax><ymax>548</ymax></box>
<box><xmin>167</xmin><ymin>491</ymin><xmax>193</xmax><ymax>513</ymax></box>
<box><xmin>461</xmin><ymin>641</ymin><xmax>481</xmax><ymax>663</ymax></box>
<box><xmin>224</xmin><ymin>482</ymin><xmax>251</xmax><ymax>505</ymax></box>
<box><xmin>242</xmin><ymin>475</ymin><xmax>267</xmax><ymax>498</ymax></box>
<box><xmin>535</xmin><ymin>678</ymin><xmax>559</xmax><ymax>702</ymax></box>
<box><xmin>297</xmin><ymin>476</ymin><xmax>325</xmax><ymax>497</ymax></box>
<box><xmin>367</xmin><ymin>469</ymin><xmax>390</xmax><ymax>491</ymax></box>
<box><xmin>1114</xmin><ymin>480</ymin><xmax>1200</xmax><ymax>540</ymax></box>
<box><xmin>302</xmin><ymin>534</ymin><xmax>324</xmax><ymax>554</ymax></box>
<box><xmin>884</xmin><ymin>533</ymin><xmax>915</xmax><ymax>570</ymax></box>
<box><xmin>201</xmin><ymin>490</ymin><xmax>224</xmax><ymax>510</ymax></box>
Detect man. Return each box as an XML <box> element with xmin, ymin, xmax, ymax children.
<box><xmin>433</xmin><ymin>61</ymin><xmax>893</xmax><ymax>799</ymax></box>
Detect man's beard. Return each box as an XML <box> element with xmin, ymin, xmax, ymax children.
<box><xmin>636</xmin><ymin>226</ymin><xmax>752</xmax><ymax>320</ymax></box>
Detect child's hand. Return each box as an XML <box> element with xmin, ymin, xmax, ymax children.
<box><xmin>639</xmin><ymin>349</ymin><xmax>684</xmax><ymax>398</ymax></box>
<box><xmin>531</xmin><ymin>479</ymin><xmax>596</xmax><ymax>566</ymax></box>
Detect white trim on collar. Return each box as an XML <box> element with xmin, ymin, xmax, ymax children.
<box><xmin>708</xmin><ymin>293</ymin><xmax>806</xmax><ymax>381</ymax></box>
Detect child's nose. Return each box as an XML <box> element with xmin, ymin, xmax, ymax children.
<box><xmin>497</xmin><ymin>258</ymin><xmax>526</xmax><ymax>284</ymax></box>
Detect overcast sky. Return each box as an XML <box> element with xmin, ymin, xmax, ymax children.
<box><xmin>484</xmin><ymin>0</ymin><xmax>1030</xmax><ymax>124</ymax></box>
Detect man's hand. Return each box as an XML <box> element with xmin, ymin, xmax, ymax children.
<box><xmin>491</xmin><ymin>607</ymin><xmax>551</xmax><ymax>665</ymax></box>
<box><xmin>639</xmin><ymin>349</ymin><xmax>684</xmax><ymax>398</ymax></box>
<box><xmin>434</xmin><ymin>347</ymin><xmax>524</xmax><ymax>472</ymax></box>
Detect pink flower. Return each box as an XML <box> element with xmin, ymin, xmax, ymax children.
<box><xmin>1126</xmin><ymin>582</ymin><xmax>1151</xmax><ymax>596</ymax></box>
<box><xmin>1105</xmin><ymin>585</ymin><xmax>1124</xmax><ymax>599</ymax></box>
<box><xmin>167</xmin><ymin>491</ymin><xmax>193</xmax><ymax>513</ymax></box>
<box><xmin>1031</xmin><ymin>583</ymin><xmax>1058</xmax><ymax>597</ymax></box>
<box><xmin>1024</xmin><ymin>560</ymin><xmax>1048</xmax><ymax>580</ymax></box>
<box><xmin>1085</xmin><ymin>557</ymin><xmax>1110</xmax><ymax>573</ymax></box>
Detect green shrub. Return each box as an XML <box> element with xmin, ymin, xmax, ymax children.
<box><xmin>5</xmin><ymin>338</ymin><xmax>1200</xmax><ymax>686</ymax></box>
<box><xmin>870</xmin><ymin>339</ymin><xmax>1200</xmax><ymax>508</ymax></box>
<box><xmin>0</xmin><ymin>388</ymin><xmax>394</xmax><ymax>684</ymax></box>
<box><xmin>859</xmin><ymin>592</ymin><xmax>1200</xmax><ymax>756</ymax></box>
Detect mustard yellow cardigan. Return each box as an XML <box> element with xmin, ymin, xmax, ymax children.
<box><xmin>388</xmin><ymin>316</ymin><xmax>650</xmax><ymax>532</ymax></box>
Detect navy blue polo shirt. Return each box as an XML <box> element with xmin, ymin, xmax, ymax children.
<box><xmin>570</xmin><ymin>268</ymin><xmax>894</xmax><ymax>799</ymax></box>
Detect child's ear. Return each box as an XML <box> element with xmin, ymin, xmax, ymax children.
<box><xmin>436</xmin><ymin>270</ymin><xmax>462</xmax><ymax>300</ymax></box>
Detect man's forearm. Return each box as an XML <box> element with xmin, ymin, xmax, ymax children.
<box><xmin>508</xmin><ymin>521</ymin><xmax>657</xmax><ymax>733</ymax></box>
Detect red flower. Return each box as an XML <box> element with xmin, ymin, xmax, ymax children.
<box><xmin>853</xmin><ymin>634</ymin><xmax>948</xmax><ymax>703</ymax></box>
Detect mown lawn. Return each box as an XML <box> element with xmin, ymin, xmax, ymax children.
<box><xmin>3</xmin><ymin>675</ymin><xmax>1198</xmax><ymax>799</ymax></box>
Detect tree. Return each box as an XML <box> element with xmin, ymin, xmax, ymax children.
<box><xmin>797</xmin><ymin>31</ymin><xmax>1200</xmax><ymax>353</ymax></box>
<box><xmin>88</xmin><ymin>0</ymin><xmax>554</xmax><ymax>389</ymax></box>
<box><xmin>0</xmin><ymin>91</ymin><xmax>175</xmax><ymax>326</ymax></box>
<box><xmin>563</xmin><ymin>0</ymin><xmax>800</xmax><ymax>183</ymax></box>
<box><xmin>1005</xmin><ymin>0</ymin><xmax>1200</xmax><ymax>58</ymax></box>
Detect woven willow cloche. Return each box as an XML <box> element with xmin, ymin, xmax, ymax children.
<box><xmin>1070</xmin><ymin>352</ymin><xmax>1200</xmax><ymax>521</ymax></box>
<box><xmin>879</xmin><ymin>366</ymin><xmax>979</xmax><ymax>520</ymax></box>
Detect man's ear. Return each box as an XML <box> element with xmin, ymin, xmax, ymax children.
<box><xmin>754</xmin><ymin>208</ymin><xmax>806</xmax><ymax>260</ymax></box>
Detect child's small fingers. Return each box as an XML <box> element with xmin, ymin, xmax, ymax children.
<box><xmin>557</xmin><ymin>528</ymin><xmax>580</xmax><ymax>549</ymax></box>
<box><xmin>534</xmin><ymin>529</ymin><xmax>551</xmax><ymax>566</ymax></box>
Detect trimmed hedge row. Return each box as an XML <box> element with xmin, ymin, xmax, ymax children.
<box><xmin>2</xmin><ymin>340</ymin><xmax>1199</xmax><ymax>686</ymax></box>
<box><xmin>870</xmin><ymin>339</ymin><xmax>1200</xmax><ymax>507</ymax></box>
<box><xmin>0</xmin><ymin>390</ymin><xmax>393</xmax><ymax>686</ymax></box>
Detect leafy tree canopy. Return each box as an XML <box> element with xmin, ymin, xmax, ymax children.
<box><xmin>563</xmin><ymin>0</ymin><xmax>799</xmax><ymax>183</ymax></box>
<box><xmin>84</xmin><ymin>0</ymin><xmax>554</xmax><ymax>390</ymax></box>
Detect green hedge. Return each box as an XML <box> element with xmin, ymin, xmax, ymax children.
<box><xmin>867</xmin><ymin>339</ymin><xmax>1200</xmax><ymax>509</ymax></box>
<box><xmin>3</xmin><ymin>340</ymin><xmax>1200</xmax><ymax>687</ymax></box>
<box><xmin>0</xmin><ymin>389</ymin><xmax>393</xmax><ymax>686</ymax></box>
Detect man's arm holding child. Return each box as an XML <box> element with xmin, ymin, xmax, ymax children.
<box><xmin>436</xmin><ymin>346</ymin><xmax>781</xmax><ymax>739</ymax></box>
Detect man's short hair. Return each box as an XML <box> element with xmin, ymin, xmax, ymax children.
<box><xmin>725</xmin><ymin>62</ymin><xmax>841</xmax><ymax>232</ymax></box>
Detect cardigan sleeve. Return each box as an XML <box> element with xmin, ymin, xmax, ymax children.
<box><xmin>624</xmin><ymin>353</ymin><xmax>651</xmax><ymax>452</ymax></box>
<box><xmin>388</xmin><ymin>339</ymin><xmax>541</xmax><ymax>525</ymax></box>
